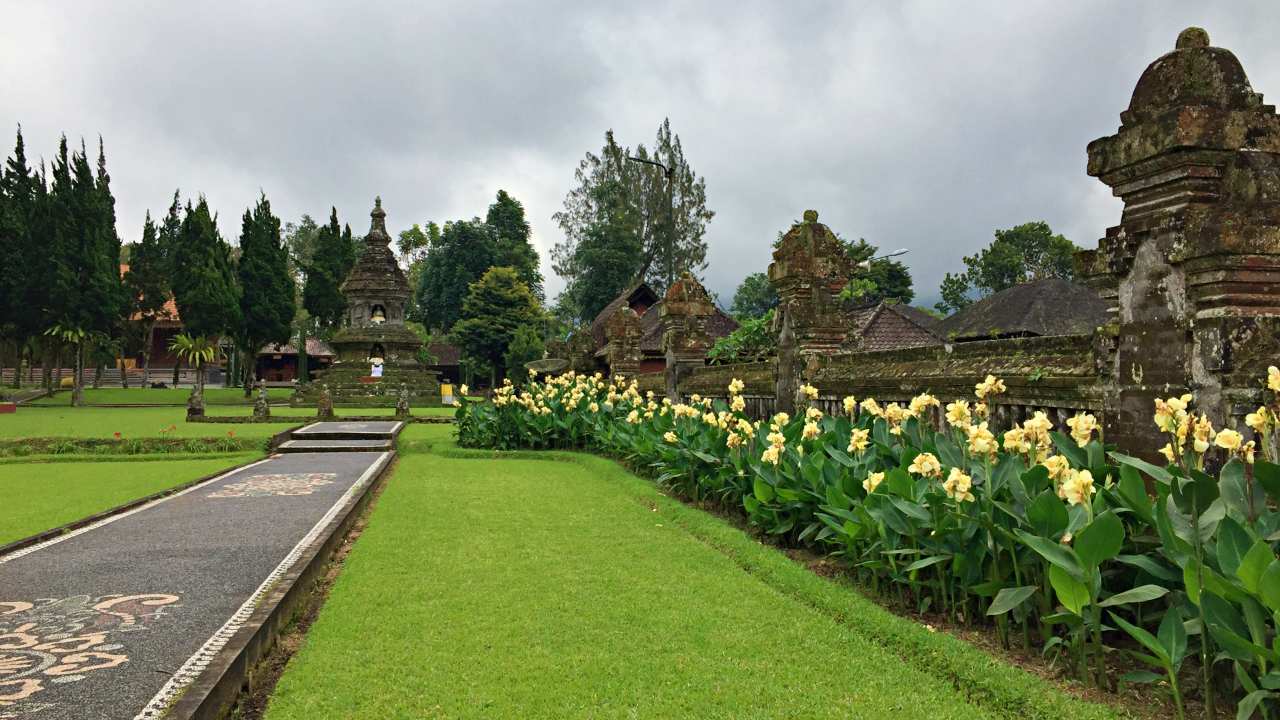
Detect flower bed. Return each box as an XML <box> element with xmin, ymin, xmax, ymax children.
<box><xmin>457</xmin><ymin>370</ymin><xmax>1280</xmax><ymax>718</ymax></box>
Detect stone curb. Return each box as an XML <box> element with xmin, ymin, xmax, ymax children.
<box><xmin>0</xmin><ymin>454</ymin><xmax>272</xmax><ymax>559</ymax></box>
<box><xmin>163</xmin><ymin>451</ymin><xmax>396</xmax><ymax>720</ymax></box>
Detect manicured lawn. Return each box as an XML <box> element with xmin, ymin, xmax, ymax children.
<box><xmin>0</xmin><ymin>453</ymin><xmax>258</xmax><ymax>545</ymax></box>
<box><xmin>0</xmin><ymin>407</ymin><xmax>289</xmax><ymax>439</ymax></box>
<box><xmin>265</xmin><ymin>442</ymin><xmax>1118</xmax><ymax>719</ymax></box>
<box><xmin>27</xmin><ymin>387</ymin><xmax>294</xmax><ymax>406</ymax></box>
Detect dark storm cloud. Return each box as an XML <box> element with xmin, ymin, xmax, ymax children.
<box><xmin>2</xmin><ymin>1</ymin><xmax>1278</xmax><ymax>308</ymax></box>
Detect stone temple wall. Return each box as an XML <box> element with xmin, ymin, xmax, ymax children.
<box><xmin>613</xmin><ymin>29</ymin><xmax>1279</xmax><ymax>459</ymax></box>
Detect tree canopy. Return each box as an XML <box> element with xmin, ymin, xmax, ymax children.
<box><xmin>170</xmin><ymin>197</ymin><xmax>239</xmax><ymax>340</ymax></box>
<box><xmin>302</xmin><ymin>207</ymin><xmax>353</xmax><ymax>331</ymax></box>
<box><xmin>557</xmin><ymin>179</ymin><xmax>644</xmax><ymax>324</ymax></box>
<box><xmin>841</xmin><ymin>238</ymin><xmax>914</xmax><ymax>305</ymax></box>
<box><xmin>237</xmin><ymin>193</ymin><xmax>296</xmax><ymax>353</ymax></box>
<box><xmin>552</xmin><ymin>119</ymin><xmax>713</xmax><ymax>318</ymax></box>
<box><xmin>935</xmin><ymin>221</ymin><xmax>1077</xmax><ymax>314</ymax></box>
<box><xmin>730</xmin><ymin>272</ymin><xmax>779</xmax><ymax>319</ymax></box>
<box><xmin>486</xmin><ymin>190</ymin><xmax>543</xmax><ymax>299</ymax></box>
<box><xmin>451</xmin><ymin>266</ymin><xmax>542</xmax><ymax>383</ymax></box>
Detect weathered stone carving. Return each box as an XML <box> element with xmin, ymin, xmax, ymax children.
<box><xmin>603</xmin><ymin>306</ymin><xmax>644</xmax><ymax>378</ymax></box>
<box><xmin>316</xmin><ymin>384</ymin><xmax>334</xmax><ymax>419</ymax></box>
<box><xmin>185</xmin><ymin>387</ymin><xmax>204</xmax><ymax>419</ymax></box>
<box><xmin>660</xmin><ymin>272</ymin><xmax>717</xmax><ymax>400</ymax></box>
<box><xmin>769</xmin><ymin>210</ymin><xmax>858</xmax><ymax>412</ymax></box>
<box><xmin>395</xmin><ymin>383</ymin><xmax>411</xmax><ymax>418</ymax></box>
<box><xmin>253</xmin><ymin>379</ymin><xmax>270</xmax><ymax>420</ymax></box>
<box><xmin>1078</xmin><ymin>27</ymin><xmax>1280</xmax><ymax>452</ymax></box>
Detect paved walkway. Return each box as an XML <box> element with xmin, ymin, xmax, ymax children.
<box><xmin>0</xmin><ymin>422</ymin><xmax>396</xmax><ymax>719</ymax></box>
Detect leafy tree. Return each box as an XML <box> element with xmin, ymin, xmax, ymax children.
<box><xmin>486</xmin><ymin>190</ymin><xmax>543</xmax><ymax>299</ymax></box>
<box><xmin>303</xmin><ymin>207</ymin><xmax>350</xmax><ymax>331</ymax></box>
<box><xmin>124</xmin><ymin>212</ymin><xmax>172</xmax><ymax>379</ymax></box>
<box><xmin>503</xmin><ymin>324</ymin><xmax>545</xmax><ymax>380</ymax></box>
<box><xmin>730</xmin><ymin>272</ymin><xmax>779</xmax><ymax>319</ymax></box>
<box><xmin>451</xmin><ymin>266</ymin><xmax>541</xmax><ymax>386</ymax></box>
<box><xmin>840</xmin><ymin>238</ymin><xmax>914</xmax><ymax>305</ymax></box>
<box><xmin>170</xmin><ymin>197</ymin><xmax>239</xmax><ymax>393</ymax></box>
<box><xmin>397</xmin><ymin>222</ymin><xmax>431</xmax><ymax>267</ymax></box>
<box><xmin>284</xmin><ymin>214</ymin><xmax>321</xmax><ymax>281</ymax></box>
<box><xmin>414</xmin><ymin>218</ymin><xmax>498</xmax><ymax>331</ymax></box>
<box><xmin>553</xmin><ymin>119</ymin><xmax>713</xmax><ymax>303</ymax></box>
<box><xmin>236</xmin><ymin>193</ymin><xmax>296</xmax><ymax>394</ymax></box>
<box><xmin>935</xmin><ymin>221</ymin><xmax>1077</xmax><ymax>314</ymax></box>
<box><xmin>558</xmin><ymin>179</ymin><xmax>644</xmax><ymax>324</ymax></box>
<box><xmin>167</xmin><ymin>333</ymin><xmax>218</xmax><ymax>397</ymax></box>
<box><xmin>0</xmin><ymin>127</ymin><xmax>40</xmax><ymax>385</ymax></box>
<box><xmin>708</xmin><ymin>309</ymin><xmax>776</xmax><ymax>364</ymax></box>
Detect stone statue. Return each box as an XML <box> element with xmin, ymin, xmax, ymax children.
<box><xmin>186</xmin><ymin>387</ymin><xmax>205</xmax><ymax>419</ymax></box>
<box><xmin>317</xmin><ymin>383</ymin><xmax>334</xmax><ymax>419</ymax></box>
<box><xmin>395</xmin><ymin>383</ymin><xmax>411</xmax><ymax>418</ymax></box>
<box><xmin>253</xmin><ymin>379</ymin><xmax>270</xmax><ymax>420</ymax></box>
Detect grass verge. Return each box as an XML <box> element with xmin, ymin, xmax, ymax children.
<box><xmin>26</xmin><ymin>387</ymin><xmax>294</xmax><ymax>406</ymax></box>
<box><xmin>263</xmin><ymin>434</ymin><xmax>1123</xmax><ymax>720</ymax></box>
<box><xmin>0</xmin><ymin>452</ymin><xmax>259</xmax><ymax>545</ymax></box>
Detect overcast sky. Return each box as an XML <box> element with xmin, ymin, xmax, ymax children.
<box><xmin>3</xmin><ymin>1</ymin><xmax>1278</xmax><ymax>310</ymax></box>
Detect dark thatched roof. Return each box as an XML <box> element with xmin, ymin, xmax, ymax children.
<box><xmin>936</xmin><ymin>278</ymin><xmax>1109</xmax><ymax>341</ymax></box>
<box><xmin>636</xmin><ymin>300</ymin><xmax>739</xmax><ymax>353</ymax></box>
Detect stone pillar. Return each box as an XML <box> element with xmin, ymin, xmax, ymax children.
<box><xmin>1077</xmin><ymin>27</ymin><xmax>1280</xmax><ymax>454</ymax></box>
<box><xmin>768</xmin><ymin>210</ymin><xmax>857</xmax><ymax>414</ymax></box>
<box><xmin>603</xmin><ymin>306</ymin><xmax>643</xmax><ymax>379</ymax></box>
<box><xmin>659</xmin><ymin>272</ymin><xmax>717</xmax><ymax>401</ymax></box>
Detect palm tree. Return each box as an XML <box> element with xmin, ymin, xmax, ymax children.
<box><xmin>44</xmin><ymin>323</ymin><xmax>88</xmax><ymax>407</ymax></box>
<box><xmin>168</xmin><ymin>333</ymin><xmax>218</xmax><ymax>399</ymax></box>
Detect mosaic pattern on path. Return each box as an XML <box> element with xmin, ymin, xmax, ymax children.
<box><xmin>207</xmin><ymin>473</ymin><xmax>338</xmax><ymax>498</ymax></box>
<box><xmin>0</xmin><ymin>594</ymin><xmax>181</xmax><ymax>717</ymax></box>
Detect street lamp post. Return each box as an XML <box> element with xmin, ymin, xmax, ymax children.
<box><xmin>627</xmin><ymin>156</ymin><xmax>676</xmax><ymax>287</ymax></box>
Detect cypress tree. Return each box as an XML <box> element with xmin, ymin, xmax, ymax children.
<box><xmin>2</xmin><ymin>129</ymin><xmax>45</xmax><ymax>386</ymax></box>
<box><xmin>302</xmin><ymin>207</ymin><xmax>348</xmax><ymax>331</ymax></box>
<box><xmin>170</xmin><ymin>197</ymin><xmax>240</xmax><ymax>392</ymax></box>
<box><xmin>451</xmin><ymin>266</ymin><xmax>541</xmax><ymax>386</ymax></box>
<box><xmin>125</xmin><ymin>212</ymin><xmax>171</xmax><ymax>382</ymax></box>
<box><xmin>236</xmin><ymin>193</ymin><xmax>296</xmax><ymax>393</ymax></box>
<box><xmin>486</xmin><ymin>190</ymin><xmax>543</xmax><ymax>299</ymax></box>
<box><xmin>157</xmin><ymin>191</ymin><xmax>183</xmax><ymax>384</ymax></box>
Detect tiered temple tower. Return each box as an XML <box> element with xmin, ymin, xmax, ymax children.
<box><xmin>295</xmin><ymin>198</ymin><xmax>441</xmax><ymax>406</ymax></box>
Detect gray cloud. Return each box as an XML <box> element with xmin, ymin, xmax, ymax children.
<box><xmin>3</xmin><ymin>0</ymin><xmax>1278</xmax><ymax>308</ymax></box>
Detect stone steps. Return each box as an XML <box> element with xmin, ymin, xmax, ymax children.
<box><xmin>278</xmin><ymin>420</ymin><xmax>403</xmax><ymax>453</ymax></box>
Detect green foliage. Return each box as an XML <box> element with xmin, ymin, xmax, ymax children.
<box><xmin>840</xmin><ymin>238</ymin><xmax>914</xmax><ymax>304</ymax></box>
<box><xmin>414</xmin><ymin>218</ymin><xmax>498</xmax><ymax>331</ymax></box>
<box><xmin>936</xmin><ymin>221</ymin><xmax>1077</xmax><ymax>314</ymax></box>
<box><xmin>171</xmin><ymin>197</ymin><xmax>240</xmax><ymax>339</ymax></box>
<box><xmin>302</xmin><ymin>207</ymin><xmax>351</xmax><ymax>330</ymax></box>
<box><xmin>557</xmin><ymin>179</ymin><xmax>645</xmax><ymax>324</ymax></box>
<box><xmin>236</xmin><ymin>193</ymin><xmax>296</xmax><ymax>353</ymax></box>
<box><xmin>451</xmin><ymin>267</ymin><xmax>542</xmax><ymax>382</ymax></box>
<box><xmin>729</xmin><ymin>272</ymin><xmax>778</xmax><ymax>319</ymax></box>
<box><xmin>708</xmin><ymin>309</ymin><xmax>776</xmax><ymax>364</ymax></box>
<box><xmin>552</xmin><ymin>119</ymin><xmax>713</xmax><ymax>309</ymax></box>
<box><xmin>486</xmin><ymin>190</ymin><xmax>543</xmax><ymax>299</ymax></box>
<box><xmin>125</xmin><ymin>213</ymin><xmax>172</xmax><ymax>347</ymax></box>
<box><xmin>503</xmin><ymin>324</ymin><xmax>545</xmax><ymax>379</ymax></box>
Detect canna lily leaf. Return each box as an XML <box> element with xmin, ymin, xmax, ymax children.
<box><xmin>1109</xmin><ymin>451</ymin><xmax>1173</xmax><ymax>486</ymax></box>
<box><xmin>1158</xmin><ymin>607</ymin><xmax>1187</xmax><ymax>666</ymax></box>
<box><xmin>904</xmin><ymin>555</ymin><xmax>951</xmax><ymax>572</ymax></box>
<box><xmin>986</xmin><ymin>585</ymin><xmax>1037</xmax><ymax>616</ymax></box>
<box><xmin>1050</xmin><ymin>431</ymin><xmax>1088</xmax><ymax>469</ymax></box>
<box><xmin>1098</xmin><ymin>584</ymin><xmax>1170</xmax><ymax>607</ymax></box>
<box><xmin>1049</xmin><ymin>563</ymin><xmax>1089</xmax><ymax>616</ymax></box>
<box><xmin>1116</xmin><ymin>464</ymin><xmax>1155</xmax><ymax>528</ymax></box>
<box><xmin>1109</xmin><ymin>612</ymin><xmax>1171</xmax><ymax>666</ymax></box>
<box><xmin>1114</xmin><ymin>554</ymin><xmax>1180</xmax><ymax>583</ymax></box>
<box><xmin>1260</xmin><ymin>560</ymin><xmax>1280</xmax><ymax>613</ymax></box>
<box><xmin>1238</xmin><ymin>541</ymin><xmax>1276</xmax><ymax>595</ymax></box>
<box><xmin>1026</xmin><ymin>490</ymin><xmax>1069</xmax><ymax>539</ymax></box>
<box><xmin>1237</xmin><ymin>690</ymin><xmax>1276</xmax><ymax>720</ymax></box>
<box><xmin>1255</xmin><ymin>460</ymin><xmax>1280</xmax><ymax>504</ymax></box>
<box><xmin>1014</xmin><ymin>529</ymin><xmax>1083</xmax><ymax>579</ymax></box>
<box><xmin>752</xmin><ymin>476</ymin><xmax>774</xmax><ymax>503</ymax></box>
<box><xmin>1074</xmin><ymin>510</ymin><xmax>1124</xmax><ymax>568</ymax></box>
<box><xmin>1217</xmin><ymin>516</ymin><xmax>1254</xmax><ymax>579</ymax></box>
<box><xmin>1119</xmin><ymin>670</ymin><xmax>1163</xmax><ymax>685</ymax></box>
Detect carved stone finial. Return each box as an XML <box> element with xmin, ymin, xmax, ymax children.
<box><xmin>803</xmin><ymin>209</ymin><xmax>819</xmax><ymax>223</ymax></box>
<box><xmin>367</xmin><ymin>196</ymin><xmax>390</xmax><ymax>244</ymax></box>
<box><xmin>1176</xmin><ymin>27</ymin><xmax>1209</xmax><ymax>50</ymax></box>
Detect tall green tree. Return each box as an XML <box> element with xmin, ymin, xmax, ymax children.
<box><xmin>842</xmin><ymin>238</ymin><xmax>914</xmax><ymax>305</ymax></box>
<box><xmin>451</xmin><ymin>266</ymin><xmax>541</xmax><ymax>386</ymax></box>
<box><xmin>170</xmin><ymin>197</ymin><xmax>240</xmax><ymax>393</ymax></box>
<box><xmin>730</xmin><ymin>272</ymin><xmax>779</xmax><ymax>319</ymax></box>
<box><xmin>486</xmin><ymin>190</ymin><xmax>543</xmax><ymax>299</ymax></box>
<box><xmin>414</xmin><ymin>218</ymin><xmax>498</xmax><ymax>331</ymax></box>
<box><xmin>0</xmin><ymin>127</ymin><xmax>41</xmax><ymax>385</ymax></box>
<box><xmin>303</xmin><ymin>208</ymin><xmax>350</xmax><ymax>332</ymax></box>
<box><xmin>558</xmin><ymin>179</ymin><xmax>644</xmax><ymax>324</ymax></box>
<box><xmin>236</xmin><ymin>193</ymin><xmax>296</xmax><ymax>394</ymax></box>
<box><xmin>935</xmin><ymin>221</ymin><xmax>1077</xmax><ymax>314</ymax></box>
<box><xmin>124</xmin><ymin>212</ymin><xmax>172</xmax><ymax>380</ymax></box>
<box><xmin>552</xmin><ymin>119</ymin><xmax>713</xmax><ymax>307</ymax></box>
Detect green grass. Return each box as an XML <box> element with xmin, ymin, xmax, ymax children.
<box><xmin>28</xmin><ymin>387</ymin><xmax>294</xmax><ymax>406</ymax></box>
<box><xmin>265</xmin><ymin>439</ymin><xmax>1121</xmax><ymax>720</ymax></box>
<box><xmin>0</xmin><ymin>407</ymin><xmax>290</xmax><ymax>439</ymax></box>
<box><xmin>0</xmin><ymin>453</ymin><xmax>258</xmax><ymax>545</ymax></box>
